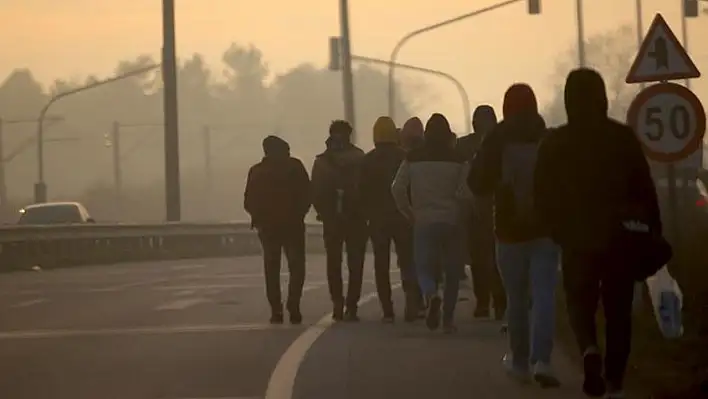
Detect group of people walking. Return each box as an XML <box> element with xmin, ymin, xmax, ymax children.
<box><xmin>244</xmin><ymin>67</ymin><xmax>664</xmax><ymax>399</ymax></box>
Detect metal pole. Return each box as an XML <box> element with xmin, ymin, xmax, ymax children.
<box><xmin>636</xmin><ymin>0</ymin><xmax>646</xmax><ymax>91</ymax></box>
<box><xmin>576</xmin><ymin>0</ymin><xmax>586</xmax><ymax>67</ymax></box>
<box><xmin>339</xmin><ymin>0</ymin><xmax>356</xmax><ymax>136</ymax></box>
<box><xmin>162</xmin><ymin>0</ymin><xmax>182</xmax><ymax>221</ymax></box>
<box><xmin>387</xmin><ymin>0</ymin><xmax>523</xmax><ymax>122</ymax></box>
<box><xmin>111</xmin><ymin>121</ymin><xmax>123</xmax><ymax>219</ymax></box>
<box><xmin>203</xmin><ymin>125</ymin><xmax>212</xmax><ymax>211</ymax></box>
<box><xmin>681</xmin><ymin>1</ymin><xmax>691</xmax><ymax>90</ymax></box>
<box><xmin>353</xmin><ymin>55</ymin><xmax>471</xmax><ymax>132</ymax></box>
<box><xmin>34</xmin><ymin>66</ymin><xmax>158</xmax><ymax>204</ymax></box>
<box><xmin>0</xmin><ymin>118</ymin><xmax>6</xmax><ymax>210</ymax></box>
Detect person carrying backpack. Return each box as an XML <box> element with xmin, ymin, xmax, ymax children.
<box><xmin>244</xmin><ymin>135</ymin><xmax>311</xmax><ymax>325</ymax></box>
<box><xmin>392</xmin><ymin>113</ymin><xmax>470</xmax><ymax>333</ymax></box>
<box><xmin>468</xmin><ymin>84</ymin><xmax>560</xmax><ymax>388</ymax></box>
<box><xmin>311</xmin><ymin>120</ymin><xmax>368</xmax><ymax>322</ymax></box>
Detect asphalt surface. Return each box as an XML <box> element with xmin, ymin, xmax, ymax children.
<box><xmin>0</xmin><ymin>255</ymin><xmax>589</xmax><ymax>399</ymax></box>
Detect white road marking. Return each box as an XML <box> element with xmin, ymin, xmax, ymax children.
<box><xmin>88</xmin><ymin>279</ymin><xmax>168</xmax><ymax>293</ymax></box>
<box><xmin>171</xmin><ymin>264</ymin><xmax>207</xmax><ymax>271</ymax></box>
<box><xmin>175</xmin><ymin>290</ymin><xmax>196</xmax><ymax>296</ymax></box>
<box><xmin>155</xmin><ymin>298</ymin><xmax>209</xmax><ymax>310</ymax></box>
<box><xmin>264</xmin><ymin>284</ymin><xmax>401</xmax><ymax>399</ymax></box>
<box><xmin>0</xmin><ymin>323</ymin><xmax>280</xmax><ymax>340</ymax></box>
<box><xmin>10</xmin><ymin>299</ymin><xmax>47</xmax><ymax>308</ymax></box>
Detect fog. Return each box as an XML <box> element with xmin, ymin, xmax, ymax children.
<box><xmin>0</xmin><ymin>43</ymin><xmax>421</xmax><ymax>223</ymax></box>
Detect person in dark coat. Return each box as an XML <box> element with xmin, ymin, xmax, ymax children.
<box><xmin>311</xmin><ymin>120</ymin><xmax>368</xmax><ymax>322</ymax></box>
<box><xmin>468</xmin><ymin>84</ymin><xmax>560</xmax><ymax>387</ymax></box>
<box><xmin>360</xmin><ymin>116</ymin><xmax>420</xmax><ymax>322</ymax></box>
<box><xmin>533</xmin><ymin>68</ymin><xmax>662</xmax><ymax>398</ymax></box>
<box><xmin>456</xmin><ymin>105</ymin><xmax>507</xmax><ymax>319</ymax></box>
<box><xmin>244</xmin><ymin>135</ymin><xmax>311</xmax><ymax>325</ymax></box>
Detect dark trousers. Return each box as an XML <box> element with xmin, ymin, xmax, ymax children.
<box><xmin>370</xmin><ymin>219</ymin><xmax>420</xmax><ymax>314</ymax></box>
<box><xmin>467</xmin><ymin>221</ymin><xmax>506</xmax><ymax>312</ymax></box>
<box><xmin>257</xmin><ymin>222</ymin><xmax>306</xmax><ymax>313</ymax></box>
<box><xmin>562</xmin><ymin>250</ymin><xmax>635</xmax><ymax>389</ymax></box>
<box><xmin>323</xmin><ymin>220</ymin><xmax>368</xmax><ymax>311</ymax></box>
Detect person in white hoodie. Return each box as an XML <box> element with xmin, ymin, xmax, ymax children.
<box><xmin>392</xmin><ymin>113</ymin><xmax>470</xmax><ymax>333</ymax></box>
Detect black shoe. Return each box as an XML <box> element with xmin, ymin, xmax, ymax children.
<box><xmin>289</xmin><ymin>309</ymin><xmax>302</xmax><ymax>325</ymax></box>
<box><xmin>344</xmin><ymin>309</ymin><xmax>360</xmax><ymax>322</ymax></box>
<box><xmin>270</xmin><ymin>312</ymin><xmax>284</xmax><ymax>324</ymax></box>
<box><xmin>442</xmin><ymin>320</ymin><xmax>457</xmax><ymax>334</ymax></box>
<box><xmin>426</xmin><ymin>295</ymin><xmax>442</xmax><ymax>331</ymax></box>
<box><xmin>382</xmin><ymin>311</ymin><xmax>395</xmax><ymax>324</ymax></box>
<box><xmin>582</xmin><ymin>349</ymin><xmax>606</xmax><ymax>397</ymax></box>
<box><xmin>474</xmin><ymin>306</ymin><xmax>491</xmax><ymax>319</ymax></box>
<box><xmin>404</xmin><ymin>304</ymin><xmax>417</xmax><ymax>322</ymax></box>
<box><xmin>332</xmin><ymin>301</ymin><xmax>344</xmax><ymax>322</ymax></box>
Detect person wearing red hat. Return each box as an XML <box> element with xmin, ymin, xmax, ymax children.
<box><xmin>468</xmin><ymin>83</ymin><xmax>560</xmax><ymax>388</ymax></box>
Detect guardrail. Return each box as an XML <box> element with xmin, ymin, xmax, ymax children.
<box><xmin>0</xmin><ymin>222</ymin><xmax>324</xmax><ymax>272</ymax></box>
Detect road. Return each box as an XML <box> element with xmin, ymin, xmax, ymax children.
<box><xmin>0</xmin><ymin>255</ymin><xmax>588</xmax><ymax>399</ymax></box>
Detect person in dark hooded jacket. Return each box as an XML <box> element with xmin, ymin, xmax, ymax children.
<box><xmin>360</xmin><ymin>116</ymin><xmax>421</xmax><ymax>323</ymax></box>
<box><xmin>533</xmin><ymin>68</ymin><xmax>662</xmax><ymax>399</ymax></box>
<box><xmin>468</xmin><ymin>84</ymin><xmax>560</xmax><ymax>387</ymax></box>
<box><xmin>399</xmin><ymin>117</ymin><xmax>425</xmax><ymax>152</ymax></box>
<box><xmin>244</xmin><ymin>135</ymin><xmax>311</xmax><ymax>325</ymax></box>
<box><xmin>392</xmin><ymin>113</ymin><xmax>470</xmax><ymax>333</ymax></box>
<box><xmin>456</xmin><ymin>105</ymin><xmax>507</xmax><ymax>319</ymax></box>
<box><xmin>311</xmin><ymin>120</ymin><xmax>368</xmax><ymax>322</ymax></box>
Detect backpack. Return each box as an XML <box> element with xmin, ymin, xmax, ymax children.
<box><xmin>324</xmin><ymin>156</ymin><xmax>361</xmax><ymax>220</ymax></box>
<box><xmin>500</xmin><ymin>140</ymin><xmax>540</xmax><ymax>224</ymax></box>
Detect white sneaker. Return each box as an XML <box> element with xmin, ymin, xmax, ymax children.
<box><xmin>502</xmin><ymin>354</ymin><xmax>531</xmax><ymax>384</ymax></box>
<box><xmin>532</xmin><ymin>362</ymin><xmax>561</xmax><ymax>388</ymax></box>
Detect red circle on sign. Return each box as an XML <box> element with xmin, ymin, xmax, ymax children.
<box><xmin>626</xmin><ymin>83</ymin><xmax>706</xmax><ymax>163</ymax></box>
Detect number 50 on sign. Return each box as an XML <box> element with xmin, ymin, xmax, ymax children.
<box><xmin>627</xmin><ymin>83</ymin><xmax>706</xmax><ymax>163</ymax></box>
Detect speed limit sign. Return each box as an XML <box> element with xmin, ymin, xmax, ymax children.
<box><xmin>627</xmin><ymin>83</ymin><xmax>706</xmax><ymax>163</ymax></box>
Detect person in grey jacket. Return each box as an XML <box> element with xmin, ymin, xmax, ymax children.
<box><xmin>391</xmin><ymin>113</ymin><xmax>470</xmax><ymax>333</ymax></box>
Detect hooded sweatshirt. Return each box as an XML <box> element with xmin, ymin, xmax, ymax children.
<box><xmin>360</xmin><ymin>116</ymin><xmax>408</xmax><ymax>225</ymax></box>
<box><xmin>400</xmin><ymin>117</ymin><xmax>425</xmax><ymax>152</ymax></box>
<box><xmin>311</xmin><ymin>130</ymin><xmax>366</xmax><ymax>223</ymax></box>
<box><xmin>392</xmin><ymin>113</ymin><xmax>470</xmax><ymax>225</ymax></box>
<box><xmin>533</xmin><ymin>68</ymin><xmax>661</xmax><ymax>252</ymax></box>
<box><xmin>244</xmin><ymin>135</ymin><xmax>311</xmax><ymax>228</ymax></box>
<box><xmin>468</xmin><ymin>84</ymin><xmax>548</xmax><ymax>243</ymax></box>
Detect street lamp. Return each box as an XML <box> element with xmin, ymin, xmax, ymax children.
<box><xmin>386</xmin><ymin>0</ymin><xmax>542</xmax><ymax>122</ymax></box>
<box><xmin>34</xmin><ymin>64</ymin><xmax>160</xmax><ymax>204</ymax></box>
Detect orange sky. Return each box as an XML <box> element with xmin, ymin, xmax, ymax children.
<box><xmin>1</xmin><ymin>0</ymin><xmax>706</xmax><ymax>131</ymax></box>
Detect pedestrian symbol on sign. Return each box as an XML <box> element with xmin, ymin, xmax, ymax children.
<box><xmin>648</xmin><ymin>37</ymin><xmax>668</xmax><ymax>70</ymax></box>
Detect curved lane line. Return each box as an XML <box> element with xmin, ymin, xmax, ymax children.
<box><xmin>264</xmin><ymin>284</ymin><xmax>401</xmax><ymax>399</ymax></box>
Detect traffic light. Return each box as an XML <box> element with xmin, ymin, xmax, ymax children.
<box><xmin>328</xmin><ymin>37</ymin><xmax>342</xmax><ymax>71</ymax></box>
<box><xmin>528</xmin><ymin>0</ymin><xmax>541</xmax><ymax>15</ymax></box>
<box><xmin>684</xmin><ymin>0</ymin><xmax>699</xmax><ymax>18</ymax></box>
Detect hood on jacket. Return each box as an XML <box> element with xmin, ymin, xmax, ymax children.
<box><xmin>262</xmin><ymin>135</ymin><xmax>290</xmax><ymax>158</ymax></box>
<box><xmin>564</xmin><ymin>67</ymin><xmax>609</xmax><ymax>125</ymax></box>
<box><xmin>472</xmin><ymin>105</ymin><xmax>498</xmax><ymax>135</ymax></box>
<box><xmin>503</xmin><ymin>83</ymin><xmax>538</xmax><ymax>120</ymax></box>
<box><xmin>424</xmin><ymin>113</ymin><xmax>454</xmax><ymax>148</ymax></box>
<box><xmin>400</xmin><ymin>117</ymin><xmax>424</xmax><ymax>149</ymax></box>
<box><xmin>373</xmin><ymin>116</ymin><xmax>398</xmax><ymax>145</ymax></box>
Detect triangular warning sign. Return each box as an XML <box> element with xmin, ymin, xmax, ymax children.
<box><xmin>625</xmin><ymin>13</ymin><xmax>701</xmax><ymax>84</ymax></box>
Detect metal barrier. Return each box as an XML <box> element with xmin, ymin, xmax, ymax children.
<box><xmin>0</xmin><ymin>222</ymin><xmax>324</xmax><ymax>271</ymax></box>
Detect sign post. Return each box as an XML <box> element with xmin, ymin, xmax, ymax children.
<box><xmin>625</xmin><ymin>13</ymin><xmax>705</xmax><ymax>293</ymax></box>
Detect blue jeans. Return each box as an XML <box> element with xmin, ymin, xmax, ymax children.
<box><xmin>414</xmin><ymin>222</ymin><xmax>464</xmax><ymax>319</ymax></box>
<box><xmin>497</xmin><ymin>238</ymin><xmax>559</xmax><ymax>369</ymax></box>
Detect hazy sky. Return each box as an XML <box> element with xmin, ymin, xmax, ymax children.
<box><xmin>1</xmin><ymin>0</ymin><xmax>706</xmax><ymax>131</ymax></box>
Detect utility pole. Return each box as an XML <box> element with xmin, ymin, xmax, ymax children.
<box><xmin>338</xmin><ymin>0</ymin><xmax>356</xmax><ymax>136</ymax></box>
<box><xmin>111</xmin><ymin>121</ymin><xmax>123</xmax><ymax>219</ymax></box>
<box><xmin>162</xmin><ymin>0</ymin><xmax>182</xmax><ymax>221</ymax></box>
<box><xmin>202</xmin><ymin>125</ymin><xmax>212</xmax><ymax>211</ymax></box>
<box><xmin>0</xmin><ymin>119</ymin><xmax>6</xmax><ymax>211</ymax></box>
<box><xmin>576</xmin><ymin>0</ymin><xmax>586</xmax><ymax>67</ymax></box>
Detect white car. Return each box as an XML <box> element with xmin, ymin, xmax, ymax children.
<box><xmin>18</xmin><ymin>202</ymin><xmax>95</xmax><ymax>225</ymax></box>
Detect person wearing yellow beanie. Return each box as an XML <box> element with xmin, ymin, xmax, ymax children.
<box><xmin>360</xmin><ymin>116</ymin><xmax>421</xmax><ymax>322</ymax></box>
